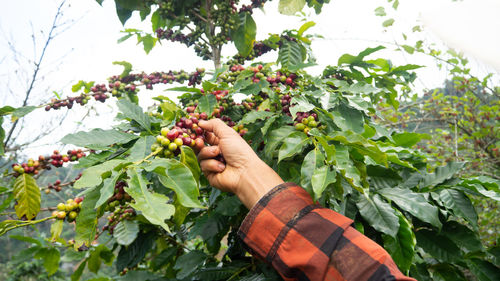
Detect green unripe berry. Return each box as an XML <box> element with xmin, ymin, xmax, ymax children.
<box><xmin>156</xmin><ymin>135</ymin><xmax>164</xmax><ymax>143</ymax></box>
<box><xmin>161</xmin><ymin>127</ymin><xmax>169</xmax><ymax>137</ymax></box>
<box><xmin>56</xmin><ymin>211</ymin><xmax>66</xmax><ymax>220</ymax></box>
<box><xmin>295</xmin><ymin>123</ymin><xmax>306</xmax><ymax>131</ymax></box>
<box><xmin>161</xmin><ymin>138</ymin><xmax>171</xmax><ymax>147</ymax></box>
<box><xmin>168</xmin><ymin>143</ymin><xmax>178</xmax><ymax>151</ymax></box>
<box><xmin>309</xmin><ymin>120</ymin><xmax>318</xmax><ymax>128</ymax></box>
<box><xmin>163</xmin><ymin>150</ymin><xmax>173</xmax><ymax>158</ymax></box>
<box><xmin>151</xmin><ymin>143</ymin><xmax>160</xmax><ymax>152</ymax></box>
<box><xmin>174</xmin><ymin>138</ymin><xmax>183</xmax><ymax>147</ymax></box>
<box><xmin>301</xmin><ymin>118</ymin><xmax>309</xmax><ymax>125</ymax></box>
<box><xmin>57</xmin><ymin>203</ymin><xmax>66</xmax><ymax>211</ymax></box>
<box><xmin>68</xmin><ymin>211</ymin><xmax>78</xmax><ymax>220</ymax></box>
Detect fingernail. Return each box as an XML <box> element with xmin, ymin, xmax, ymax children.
<box><xmin>218</xmin><ymin>163</ymin><xmax>225</xmax><ymax>171</ymax></box>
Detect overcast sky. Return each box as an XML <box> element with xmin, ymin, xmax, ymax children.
<box><xmin>1</xmin><ymin>0</ymin><xmax>498</xmax><ymax>157</ymax></box>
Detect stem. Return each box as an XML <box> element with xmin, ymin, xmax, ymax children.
<box><xmin>205</xmin><ymin>0</ymin><xmax>221</xmax><ymax>68</ymax></box>
<box><xmin>133</xmin><ymin>148</ymin><xmax>163</xmax><ymax>165</ymax></box>
<box><xmin>2</xmin><ymin>216</ymin><xmax>56</xmax><ymax>235</ymax></box>
<box><xmin>227</xmin><ymin>264</ymin><xmax>252</xmax><ymax>281</ymax></box>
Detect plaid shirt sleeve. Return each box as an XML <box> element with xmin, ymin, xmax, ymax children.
<box><xmin>238</xmin><ymin>182</ymin><xmax>416</xmax><ymax>281</ymax></box>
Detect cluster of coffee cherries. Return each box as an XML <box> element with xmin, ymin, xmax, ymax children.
<box><xmin>44</xmin><ymin>94</ymin><xmax>92</xmax><ymax>111</ymax></box>
<box><xmin>152</xmin><ymin>115</ymin><xmax>208</xmax><ymax>158</ymax></box>
<box><xmin>11</xmin><ymin>149</ymin><xmax>85</xmax><ymax>177</ymax></box>
<box><xmin>46</xmin><ymin>149</ymin><xmax>86</xmax><ymax>168</ymax></box>
<box><xmin>53</xmin><ymin>197</ymin><xmax>83</xmax><ymax>222</ymax></box>
<box><xmin>279</xmin><ymin>94</ymin><xmax>293</xmax><ymax>116</ymax></box>
<box><xmin>102</xmin><ymin>181</ymin><xmax>135</xmax><ymax>235</ymax></box>
<box><xmin>231</xmin><ymin>41</ymin><xmax>274</xmax><ymax>64</ymax></box>
<box><xmin>266</xmin><ymin>71</ymin><xmax>298</xmax><ymax>88</ymax></box>
<box><xmin>239</xmin><ymin>0</ymin><xmax>268</xmax><ymax>13</ymax></box>
<box><xmin>294</xmin><ymin>112</ymin><xmax>323</xmax><ymax>134</ymax></box>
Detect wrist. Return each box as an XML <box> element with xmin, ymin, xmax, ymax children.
<box><xmin>236</xmin><ymin>158</ymin><xmax>284</xmax><ymax>209</ymax></box>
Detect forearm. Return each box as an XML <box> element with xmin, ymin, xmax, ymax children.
<box><xmin>238</xmin><ymin>183</ymin><xmax>416</xmax><ymax>281</ymax></box>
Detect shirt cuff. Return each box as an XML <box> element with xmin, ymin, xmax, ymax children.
<box><xmin>237</xmin><ymin>182</ymin><xmax>353</xmax><ymax>263</ymax></box>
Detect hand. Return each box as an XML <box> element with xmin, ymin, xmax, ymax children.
<box><xmin>198</xmin><ymin>119</ymin><xmax>284</xmax><ymax>209</ymax></box>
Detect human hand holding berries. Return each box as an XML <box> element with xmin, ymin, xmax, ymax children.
<box><xmin>197</xmin><ymin>119</ymin><xmax>283</xmax><ymax>209</ymax></box>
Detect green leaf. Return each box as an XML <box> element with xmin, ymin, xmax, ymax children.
<box><xmin>61</xmin><ymin>129</ymin><xmax>139</xmax><ymax>150</ymax></box>
<box><xmin>383</xmin><ymin>212</ymin><xmax>415</xmax><ymax>274</ymax></box>
<box><xmin>311</xmin><ymin>165</ymin><xmax>336</xmax><ymax>200</ymax></box>
<box><xmin>241</xmin><ymin>111</ymin><xmax>274</xmax><ymax>125</ymax></box>
<box><xmin>331</xmin><ymin>103</ymin><xmax>365</xmax><ymax>134</ymax></box>
<box><xmin>139</xmin><ymin>34</ymin><xmax>156</xmax><ymax>54</ymax></box>
<box><xmin>127</xmin><ymin>136</ymin><xmax>156</xmax><ymax>161</ymax></box>
<box><xmin>438</xmin><ymin>189</ymin><xmax>478</xmax><ymax>230</ymax></box>
<box><xmin>298</xmin><ymin>21</ymin><xmax>315</xmax><ymax>36</ymax></box>
<box><xmin>300</xmin><ymin>147</ymin><xmax>325</xmax><ymax>195</ymax></box>
<box><xmin>180</xmin><ymin>146</ymin><xmax>201</xmax><ymax>183</ymax></box>
<box><xmin>278</xmin><ymin>131</ymin><xmax>309</xmax><ymax>162</ymax></box>
<box><xmin>151</xmin><ymin>9</ymin><xmax>165</xmax><ymax>32</ymax></box>
<box><xmin>338</xmin><ymin>46</ymin><xmax>385</xmax><ymax>66</ymax></box>
<box><xmin>383</xmin><ymin>18</ymin><xmax>395</xmax><ymax>27</ymax></box>
<box><xmin>441</xmin><ymin>221</ymin><xmax>483</xmax><ymax>253</ymax></box>
<box><xmin>289</xmin><ymin>96</ymin><xmax>315</xmax><ymax>118</ymax></box>
<box><xmin>50</xmin><ymin>220</ymin><xmax>64</xmax><ymax>242</ymax></box>
<box><xmin>115</xmin><ymin>270</ymin><xmax>162</xmax><ymax>281</ymax></box>
<box><xmin>75</xmin><ymin>186</ymin><xmax>100</xmax><ymax>250</ymax></box>
<box><xmin>38</xmin><ymin>248</ymin><xmax>60</xmax><ymax>276</ymax></box>
<box><xmin>145</xmin><ymin>158</ymin><xmax>203</xmax><ymax>208</ymax></box>
<box><xmin>11</xmin><ymin>106</ymin><xmax>37</xmax><ymax>122</ymax></box>
<box><xmin>278</xmin><ymin>40</ymin><xmax>305</xmax><ymax>67</ymax></box>
<box><xmin>197</xmin><ymin>94</ymin><xmax>217</xmax><ymax>116</ymax></box>
<box><xmin>166</xmin><ymin>86</ymin><xmax>202</xmax><ymax>94</ymax></box>
<box><xmin>114</xmin><ymin>1</ymin><xmax>133</xmax><ymax>25</ymax></box>
<box><xmin>415</xmin><ymin>229</ymin><xmax>461</xmax><ymax>262</ymax></box>
<box><xmin>116</xmin><ymin>231</ymin><xmax>154</xmax><ymax>272</ymax></box>
<box><xmin>327</xmin><ymin>131</ymin><xmax>386</xmax><ymax>165</ymax></box>
<box><xmin>74</xmin><ymin>159</ymin><xmax>128</xmax><ymax>189</ymax></box>
<box><xmin>421</xmin><ymin>162</ymin><xmax>465</xmax><ymax>188</ymax></box>
<box><xmin>174</xmin><ymin>250</ymin><xmax>207</xmax><ymax>279</ymax></box>
<box><xmin>71</xmin><ymin>259</ymin><xmax>86</xmax><ymax>281</ymax></box>
<box><xmin>264</xmin><ymin>126</ymin><xmax>295</xmax><ymax>157</ymax></box>
<box><xmin>278</xmin><ymin>0</ymin><xmax>306</xmax><ymax>15</ymax></box>
<box><xmin>0</xmin><ymin>105</ymin><xmax>15</xmax><ymax>115</ymax></box>
<box><xmin>429</xmin><ymin>264</ymin><xmax>466</xmax><ymax>281</ymax></box>
<box><xmin>117</xmin><ymin>33</ymin><xmax>133</xmax><ymax>43</ymax></box>
<box><xmin>112</xmin><ymin>61</ymin><xmax>133</xmax><ymax>78</ymax></box>
<box><xmin>13</xmin><ymin>173</ymin><xmax>40</xmax><ymax>220</ymax></box>
<box><xmin>114</xmin><ymin>220</ymin><xmax>139</xmax><ymax>246</ymax></box>
<box><xmin>0</xmin><ymin>116</ymin><xmax>5</xmax><ymax>155</ymax></box>
<box><xmin>357</xmin><ymin>194</ymin><xmax>399</xmax><ymax>237</ymax></box>
<box><xmin>467</xmin><ymin>258</ymin><xmax>500</xmax><ymax>281</ymax></box>
<box><xmin>125</xmin><ymin>168</ymin><xmax>174</xmax><ymax>232</ymax></box>
<box><xmin>374</xmin><ymin>6</ymin><xmax>386</xmax><ymax>16</ymax></box>
<box><xmin>378</xmin><ymin>187</ymin><xmax>442</xmax><ymax>228</ymax></box>
<box><xmin>334</xmin><ymin>144</ymin><xmax>363</xmax><ymax>192</ymax></box>
<box><xmin>215</xmin><ymin>196</ymin><xmax>242</xmax><ymax>216</ymax></box>
<box><xmin>232</xmin><ymin>12</ymin><xmax>256</xmax><ymax>57</ymax></box>
<box><xmin>401</xmin><ymin>45</ymin><xmax>415</xmax><ymax>54</ymax></box>
<box><xmin>392</xmin><ymin>132</ymin><xmax>428</xmax><ymax>148</ymax></box>
<box><xmin>117</xmin><ymin>99</ymin><xmax>151</xmax><ymax>131</ymax></box>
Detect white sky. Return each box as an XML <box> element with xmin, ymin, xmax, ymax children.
<box><xmin>0</xmin><ymin>0</ymin><xmax>498</xmax><ymax>157</ymax></box>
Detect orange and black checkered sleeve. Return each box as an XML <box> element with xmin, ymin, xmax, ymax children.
<box><xmin>238</xmin><ymin>182</ymin><xmax>416</xmax><ymax>281</ymax></box>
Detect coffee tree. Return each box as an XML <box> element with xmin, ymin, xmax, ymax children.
<box><xmin>1</xmin><ymin>1</ymin><xmax>499</xmax><ymax>280</ymax></box>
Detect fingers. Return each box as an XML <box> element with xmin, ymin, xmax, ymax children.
<box><xmin>199</xmin><ymin>119</ymin><xmax>237</xmax><ymax>138</ymax></box>
<box><xmin>200</xmin><ymin>159</ymin><xmax>226</xmax><ymax>173</ymax></box>
<box><xmin>197</xmin><ymin>145</ymin><xmax>220</xmax><ymax>161</ymax></box>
